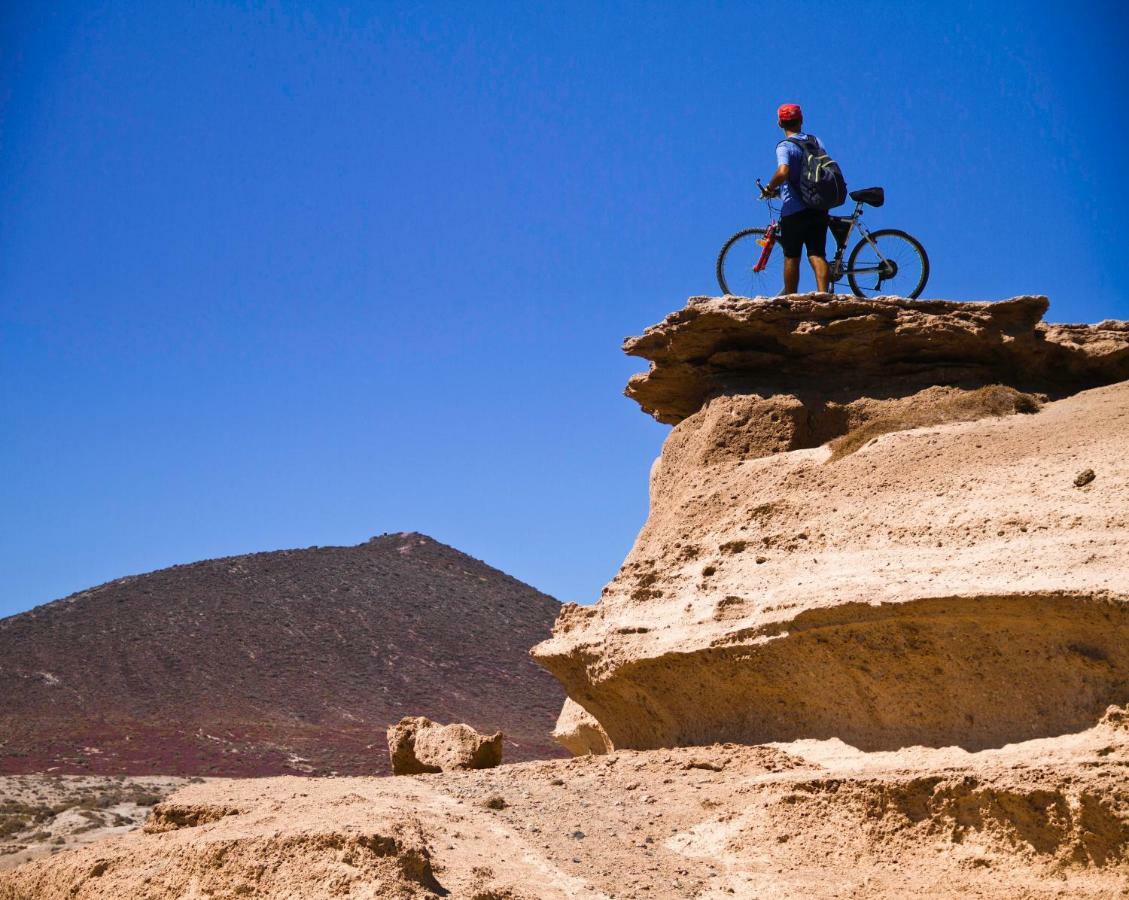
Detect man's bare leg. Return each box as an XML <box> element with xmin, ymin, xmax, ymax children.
<box><xmin>782</xmin><ymin>257</ymin><xmax>800</xmax><ymax>295</ymax></box>
<box><xmin>809</xmin><ymin>255</ymin><xmax>830</xmax><ymax>293</ymax></box>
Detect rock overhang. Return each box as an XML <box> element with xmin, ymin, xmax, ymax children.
<box><xmin>541</xmin><ymin>591</ymin><xmax>1129</xmax><ymax>752</ymax></box>
<box><xmin>623</xmin><ymin>294</ymin><xmax>1129</xmax><ymax>424</ymax></box>
<box><xmin>534</xmin><ymin>294</ymin><xmax>1129</xmax><ymax>756</ymax></box>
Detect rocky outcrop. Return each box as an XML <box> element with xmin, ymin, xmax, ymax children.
<box><xmin>143</xmin><ymin>802</ymin><xmax>242</xmax><ymax>834</ymax></box>
<box><xmin>552</xmin><ymin>698</ymin><xmax>612</xmax><ymax>756</ymax></box>
<box><xmin>533</xmin><ymin>296</ymin><xmax>1129</xmax><ymax>754</ymax></box>
<box><xmin>5</xmin><ymin>294</ymin><xmax>1128</xmax><ymax>900</ymax></box>
<box><xmin>388</xmin><ymin>716</ymin><xmax>504</xmax><ymax>775</ymax></box>
<box><xmin>624</xmin><ymin>294</ymin><xmax>1129</xmax><ymax>424</ymax></box>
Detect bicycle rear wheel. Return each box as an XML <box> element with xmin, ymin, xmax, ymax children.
<box><xmin>846</xmin><ymin>229</ymin><xmax>929</xmax><ymax>299</ymax></box>
<box><xmin>716</xmin><ymin>228</ymin><xmax>783</xmax><ymax>297</ymax></box>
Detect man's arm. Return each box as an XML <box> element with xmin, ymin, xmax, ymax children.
<box><xmin>762</xmin><ymin>163</ymin><xmax>789</xmax><ymax>196</ymax></box>
<box><xmin>761</xmin><ymin>142</ymin><xmax>793</xmax><ymax>198</ymax></box>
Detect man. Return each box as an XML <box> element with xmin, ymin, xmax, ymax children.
<box><xmin>760</xmin><ymin>103</ymin><xmax>830</xmax><ymax>294</ymax></box>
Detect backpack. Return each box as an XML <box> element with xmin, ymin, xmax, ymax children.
<box><xmin>784</xmin><ymin>134</ymin><xmax>847</xmax><ymax>210</ymax></box>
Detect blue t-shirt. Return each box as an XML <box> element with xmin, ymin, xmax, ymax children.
<box><xmin>775</xmin><ymin>133</ymin><xmax>825</xmax><ymax>216</ymax></box>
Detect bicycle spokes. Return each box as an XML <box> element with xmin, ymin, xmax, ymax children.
<box><xmin>718</xmin><ymin>207</ymin><xmax>928</xmax><ymax>299</ymax></box>
<box><xmin>847</xmin><ymin>231</ymin><xmax>927</xmax><ymax>298</ymax></box>
<box><xmin>716</xmin><ymin>227</ymin><xmax>783</xmax><ymax>297</ymax></box>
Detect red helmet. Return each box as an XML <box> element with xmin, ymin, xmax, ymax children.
<box><xmin>777</xmin><ymin>103</ymin><xmax>803</xmax><ymax>123</ymax></box>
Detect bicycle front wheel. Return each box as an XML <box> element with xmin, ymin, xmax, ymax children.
<box><xmin>846</xmin><ymin>229</ymin><xmax>929</xmax><ymax>299</ymax></box>
<box><xmin>716</xmin><ymin>228</ymin><xmax>783</xmax><ymax>297</ymax></box>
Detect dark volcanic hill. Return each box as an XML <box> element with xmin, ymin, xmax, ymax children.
<box><xmin>0</xmin><ymin>533</ymin><xmax>566</xmax><ymax>776</ymax></box>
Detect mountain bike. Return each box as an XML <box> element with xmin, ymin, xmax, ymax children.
<box><xmin>716</xmin><ymin>183</ymin><xmax>929</xmax><ymax>298</ymax></box>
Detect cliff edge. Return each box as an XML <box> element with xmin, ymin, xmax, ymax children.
<box><xmin>623</xmin><ymin>294</ymin><xmax>1128</xmax><ymax>424</ymax></box>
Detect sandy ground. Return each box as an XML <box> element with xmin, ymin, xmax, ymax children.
<box><xmin>1</xmin><ymin>714</ymin><xmax>1125</xmax><ymax>898</ymax></box>
<box><xmin>0</xmin><ymin>775</ymin><xmax>193</xmax><ymax>872</ymax></box>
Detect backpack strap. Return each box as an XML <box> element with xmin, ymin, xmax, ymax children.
<box><xmin>785</xmin><ymin>134</ymin><xmax>819</xmax><ymax>153</ymax></box>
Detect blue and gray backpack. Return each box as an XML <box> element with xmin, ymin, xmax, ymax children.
<box><xmin>784</xmin><ymin>134</ymin><xmax>847</xmax><ymax>210</ymax></box>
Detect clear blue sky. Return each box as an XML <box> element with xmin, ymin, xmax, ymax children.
<box><xmin>2</xmin><ymin>1</ymin><xmax>1126</xmax><ymax>618</ymax></box>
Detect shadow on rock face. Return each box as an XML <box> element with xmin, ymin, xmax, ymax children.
<box><xmin>566</xmin><ymin>593</ymin><xmax>1129</xmax><ymax>753</ymax></box>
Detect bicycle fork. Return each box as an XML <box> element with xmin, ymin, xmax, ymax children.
<box><xmin>753</xmin><ymin>222</ymin><xmax>777</xmax><ymax>273</ymax></box>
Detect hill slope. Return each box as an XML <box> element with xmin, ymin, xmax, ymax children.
<box><xmin>0</xmin><ymin>533</ymin><xmax>565</xmax><ymax>775</ymax></box>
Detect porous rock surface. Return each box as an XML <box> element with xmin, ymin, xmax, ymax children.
<box><xmin>533</xmin><ymin>295</ymin><xmax>1129</xmax><ymax>754</ymax></box>
<box><xmin>625</xmin><ymin>294</ymin><xmax>1129</xmax><ymax>424</ymax></box>
<box><xmin>552</xmin><ymin>698</ymin><xmax>613</xmax><ymax>756</ymax></box>
<box><xmin>388</xmin><ymin>716</ymin><xmax>503</xmax><ymax>775</ymax></box>
<box><xmin>4</xmin><ymin>294</ymin><xmax>1127</xmax><ymax>898</ymax></box>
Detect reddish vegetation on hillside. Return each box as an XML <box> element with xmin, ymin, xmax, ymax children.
<box><xmin>0</xmin><ymin>533</ymin><xmax>565</xmax><ymax>776</ymax></box>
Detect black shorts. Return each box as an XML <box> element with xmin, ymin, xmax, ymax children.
<box><xmin>778</xmin><ymin>207</ymin><xmax>829</xmax><ymax>259</ymax></box>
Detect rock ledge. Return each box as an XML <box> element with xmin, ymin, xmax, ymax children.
<box><xmin>625</xmin><ymin>294</ymin><xmax>1129</xmax><ymax>423</ymax></box>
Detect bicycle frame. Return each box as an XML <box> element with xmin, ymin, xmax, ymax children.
<box><xmin>828</xmin><ymin>204</ymin><xmax>893</xmax><ymax>284</ymax></box>
<box><xmin>754</xmin><ymin>181</ymin><xmax>894</xmax><ymax>287</ymax></box>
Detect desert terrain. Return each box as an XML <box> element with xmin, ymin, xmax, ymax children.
<box><xmin>2</xmin><ymin>294</ymin><xmax>1126</xmax><ymax>898</ymax></box>
<box><xmin>0</xmin><ymin>776</ymin><xmax>192</xmax><ymax>873</ymax></box>
<box><xmin>1</xmin><ymin>712</ymin><xmax>1124</xmax><ymax>898</ymax></box>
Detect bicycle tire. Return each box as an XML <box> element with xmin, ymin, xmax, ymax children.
<box><xmin>846</xmin><ymin>229</ymin><xmax>929</xmax><ymax>299</ymax></box>
<box><xmin>716</xmin><ymin>228</ymin><xmax>781</xmax><ymax>297</ymax></box>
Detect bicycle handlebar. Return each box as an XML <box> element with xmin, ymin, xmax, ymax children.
<box><xmin>755</xmin><ymin>178</ymin><xmax>780</xmax><ymax>203</ymax></box>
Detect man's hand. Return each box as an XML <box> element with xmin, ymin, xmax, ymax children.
<box><xmin>759</xmin><ymin>184</ymin><xmax>781</xmax><ymax>199</ymax></box>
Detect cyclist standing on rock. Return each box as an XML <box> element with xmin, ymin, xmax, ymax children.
<box><xmin>716</xmin><ymin>107</ymin><xmax>927</xmax><ymax>299</ymax></box>
<box><xmin>760</xmin><ymin>103</ymin><xmax>831</xmax><ymax>294</ymax></box>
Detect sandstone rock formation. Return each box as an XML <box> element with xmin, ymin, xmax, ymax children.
<box><xmin>552</xmin><ymin>698</ymin><xmax>612</xmax><ymax>756</ymax></box>
<box><xmin>0</xmin><ymin>785</ymin><xmax>447</xmax><ymax>900</ymax></box>
<box><xmin>533</xmin><ymin>296</ymin><xmax>1129</xmax><ymax>754</ymax></box>
<box><xmin>388</xmin><ymin>716</ymin><xmax>504</xmax><ymax>774</ymax></box>
<box><xmin>624</xmin><ymin>294</ymin><xmax>1129</xmax><ymax>425</ymax></box>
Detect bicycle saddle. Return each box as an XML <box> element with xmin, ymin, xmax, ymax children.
<box><xmin>849</xmin><ymin>187</ymin><xmax>885</xmax><ymax>207</ymax></box>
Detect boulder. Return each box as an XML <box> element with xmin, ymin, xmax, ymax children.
<box><xmin>387</xmin><ymin>716</ymin><xmax>503</xmax><ymax>775</ymax></box>
<box><xmin>552</xmin><ymin>698</ymin><xmax>613</xmax><ymax>756</ymax></box>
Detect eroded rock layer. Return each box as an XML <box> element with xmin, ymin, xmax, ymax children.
<box><xmin>552</xmin><ymin>698</ymin><xmax>613</xmax><ymax>756</ymax></box>
<box><xmin>624</xmin><ymin>295</ymin><xmax>1129</xmax><ymax>424</ymax></box>
<box><xmin>533</xmin><ymin>296</ymin><xmax>1129</xmax><ymax>755</ymax></box>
